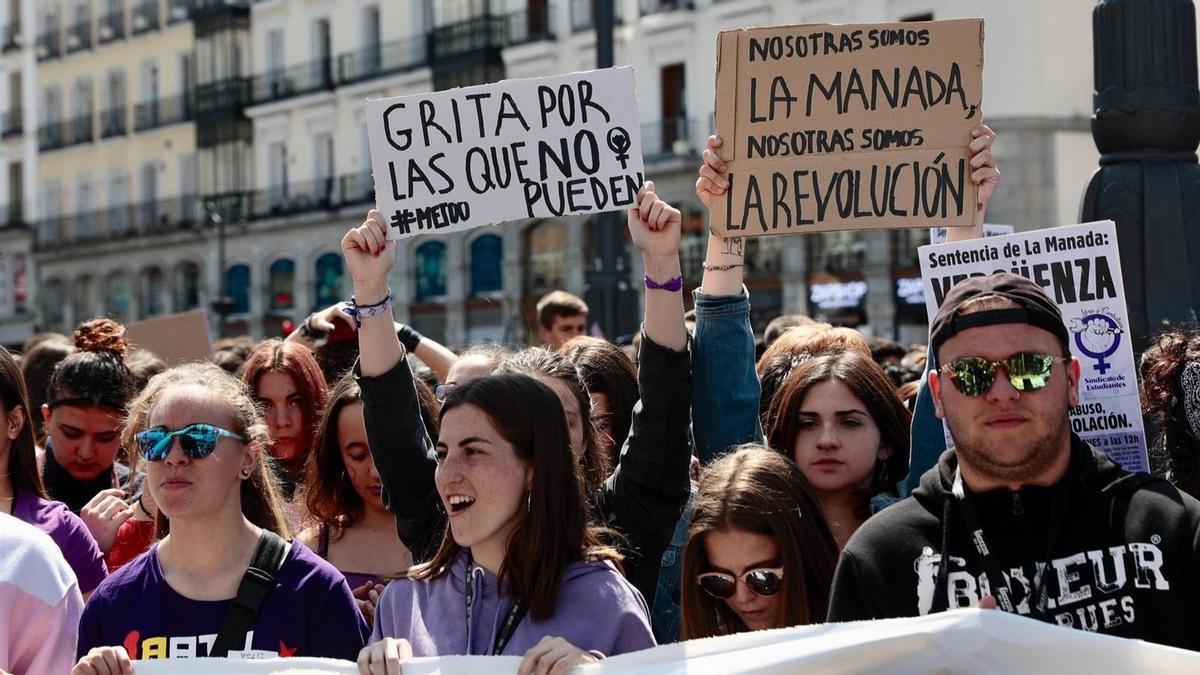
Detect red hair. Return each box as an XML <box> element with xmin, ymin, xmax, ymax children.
<box><xmin>241</xmin><ymin>339</ymin><xmax>328</xmax><ymax>460</ymax></box>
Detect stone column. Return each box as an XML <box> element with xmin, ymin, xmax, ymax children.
<box><xmin>863</xmin><ymin>231</ymin><xmax>894</xmax><ymax>339</ymax></box>
<box><xmin>564</xmin><ymin>216</ymin><xmax>587</xmax><ymax>296</ymax></box>
<box><xmin>444</xmin><ymin>232</ymin><xmax>466</xmax><ymax>347</ymax></box>
<box><xmin>501</xmin><ymin>223</ymin><xmax>525</xmax><ymax>344</ymax></box>
<box><xmin>780</xmin><ymin>235</ymin><xmax>808</xmax><ymax>315</ymax></box>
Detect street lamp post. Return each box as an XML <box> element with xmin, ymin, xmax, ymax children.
<box><xmin>584</xmin><ymin>0</ymin><xmax>638</xmax><ymax>340</ymax></box>
<box><xmin>1081</xmin><ymin>0</ymin><xmax>1200</xmax><ymax>348</ymax></box>
<box><xmin>208</xmin><ymin>202</ymin><xmax>235</xmax><ymax>335</ymax></box>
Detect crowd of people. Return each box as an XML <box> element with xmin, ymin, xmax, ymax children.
<box><xmin>1</xmin><ymin>123</ymin><xmax>1199</xmax><ymax>675</ymax></box>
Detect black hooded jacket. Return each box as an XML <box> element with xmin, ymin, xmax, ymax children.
<box><xmin>828</xmin><ymin>434</ymin><xmax>1200</xmax><ymax>651</ymax></box>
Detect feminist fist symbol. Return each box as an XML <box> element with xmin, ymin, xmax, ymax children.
<box><xmin>607</xmin><ymin>127</ymin><xmax>632</xmax><ymax>169</ymax></box>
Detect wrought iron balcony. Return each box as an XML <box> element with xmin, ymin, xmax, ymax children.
<box><xmin>70</xmin><ymin>114</ymin><xmax>94</xmax><ymax>144</ymax></box>
<box><xmin>32</xmin><ymin>168</ymin><xmax>390</xmax><ymax>250</ymax></box>
<box><xmin>250</xmin><ymin>58</ymin><xmax>335</xmax><ymax>105</ymax></box>
<box><xmin>66</xmin><ymin>18</ymin><xmax>93</xmax><ymax>53</ymax></box>
<box><xmin>38</xmin><ymin>123</ymin><xmax>64</xmax><ymax>151</ymax></box>
<box><xmin>2</xmin><ymin>23</ymin><xmax>21</xmax><ymax>53</ymax></box>
<box><xmin>98</xmin><ymin>9</ymin><xmax>126</xmax><ymax>44</ymax></box>
<box><xmin>2</xmin><ymin>109</ymin><xmax>22</xmax><ymax>139</ymax></box>
<box><xmin>36</xmin><ymin>30</ymin><xmax>60</xmax><ymax>61</ymax></box>
<box><xmin>101</xmin><ymin>108</ymin><xmax>127</xmax><ymax>138</ymax></box>
<box><xmin>167</xmin><ymin>0</ymin><xmax>193</xmax><ymax>25</ymax></box>
<box><xmin>337</xmin><ymin>35</ymin><xmax>428</xmax><ymax>85</ymax></box>
<box><xmin>135</xmin><ymin>94</ymin><xmax>193</xmax><ymax>132</ymax></box>
<box><xmin>339</xmin><ymin>171</ymin><xmax>374</xmax><ymax>206</ymax></box>
<box><xmin>37</xmin><ymin>115</ymin><xmax>96</xmax><ymax>150</ymax></box>
<box><xmin>430</xmin><ymin>13</ymin><xmax>507</xmax><ymax>62</ymax></box>
<box><xmin>641</xmin><ymin>116</ymin><xmax>705</xmax><ymax>162</ymax></box>
<box><xmin>132</xmin><ymin>0</ymin><xmax>161</xmax><ymax>35</ymax></box>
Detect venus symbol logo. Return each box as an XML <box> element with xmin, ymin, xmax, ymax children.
<box><xmin>607</xmin><ymin>126</ymin><xmax>631</xmax><ymax>169</ymax></box>
<box><xmin>1068</xmin><ymin>309</ymin><xmax>1123</xmax><ymax>375</ymax></box>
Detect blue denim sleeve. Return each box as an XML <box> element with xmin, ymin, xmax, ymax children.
<box><xmin>691</xmin><ymin>288</ymin><xmax>764</xmax><ymax>466</ymax></box>
<box><xmin>904</xmin><ymin>348</ymin><xmax>947</xmax><ymax>496</ymax></box>
<box><xmin>651</xmin><ymin>488</ymin><xmax>695</xmax><ymax>644</ymax></box>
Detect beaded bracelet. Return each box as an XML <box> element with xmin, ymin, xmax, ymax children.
<box><xmin>341</xmin><ymin>293</ymin><xmax>392</xmax><ymax>328</ymax></box>
<box><xmin>702</xmin><ymin>261</ymin><xmax>745</xmax><ymax>271</ymax></box>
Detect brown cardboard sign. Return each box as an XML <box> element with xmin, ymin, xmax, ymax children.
<box><xmin>711</xmin><ymin>19</ymin><xmax>984</xmax><ymax>237</ymax></box>
<box><xmin>125</xmin><ymin>309</ymin><xmax>213</xmax><ymax>366</ymax></box>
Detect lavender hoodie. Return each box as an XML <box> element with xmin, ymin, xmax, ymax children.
<box><xmin>371</xmin><ymin>550</ymin><xmax>655</xmax><ymax>657</ymax></box>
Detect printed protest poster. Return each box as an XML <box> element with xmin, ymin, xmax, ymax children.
<box><xmin>125</xmin><ymin>309</ymin><xmax>213</xmax><ymax>366</ymax></box>
<box><xmin>366</xmin><ymin>67</ymin><xmax>644</xmax><ymax>240</ymax></box>
<box><xmin>918</xmin><ymin>220</ymin><xmax>1149</xmax><ymax>473</ymax></box>
<box><xmin>710</xmin><ymin>19</ymin><xmax>983</xmax><ymax>237</ymax></box>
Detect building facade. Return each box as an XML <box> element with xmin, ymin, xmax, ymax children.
<box><xmin>0</xmin><ymin>0</ymin><xmax>1109</xmax><ymax>349</ymax></box>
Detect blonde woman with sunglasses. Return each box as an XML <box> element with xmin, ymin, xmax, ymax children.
<box><xmin>71</xmin><ymin>364</ymin><xmax>367</xmax><ymax>673</ymax></box>
<box><xmin>680</xmin><ymin>446</ymin><xmax>838</xmax><ymax>638</ymax></box>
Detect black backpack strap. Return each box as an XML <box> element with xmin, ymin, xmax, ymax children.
<box><xmin>209</xmin><ymin>530</ymin><xmax>288</xmax><ymax>658</ymax></box>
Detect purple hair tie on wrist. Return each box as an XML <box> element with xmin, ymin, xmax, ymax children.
<box><xmin>644</xmin><ymin>275</ymin><xmax>684</xmax><ymax>292</ymax></box>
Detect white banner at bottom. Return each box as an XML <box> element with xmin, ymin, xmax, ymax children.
<box><xmin>131</xmin><ymin>609</ymin><xmax>1200</xmax><ymax>674</ymax></box>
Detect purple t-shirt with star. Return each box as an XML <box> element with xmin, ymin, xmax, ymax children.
<box><xmin>12</xmin><ymin>490</ymin><xmax>107</xmax><ymax>594</ymax></box>
<box><xmin>77</xmin><ymin>539</ymin><xmax>367</xmax><ymax>660</ymax></box>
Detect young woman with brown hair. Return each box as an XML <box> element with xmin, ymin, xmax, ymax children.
<box><xmin>346</xmin><ymin>183</ymin><xmax>693</xmax><ymax>619</ymax></box>
<box><xmin>765</xmin><ymin>352</ymin><xmax>912</xmax><ymax>549</ymax></box>
<box><xmin>241</xmin><ymin>339</ymin><xmax>328</xmax><ymax>499</ymax></box>
<box><xmin>493</xmin><ymin>347</ymin><xmax>612</xmax><ymax>495</ymax></box>
<box><xmin>299</xmin><ymin>373</ymin><xmax>413</xmax><ymax>626</ymax></box>
<box><xmin>681</xmin><ymin>446</ymin><xmax>837</xmax><ymax>638</ymax></box>
<box><xmin>41</xmin><ymin>319</ymin><xmax>138</xmax><ymax>554</ymax></box>
<box><xmin>358</xmin><ymin>374</ymin><xmax>654</xmax><ymax>673</ymax></box>
<box><xmin>559</xmin><ymin>335</ymin><xmax>640</xmax><ymax>465</ymax></box>
<box><xmin>72</xmin><ymin>363</ymin><xmax>367</xmax><ymax>672</ymax></box>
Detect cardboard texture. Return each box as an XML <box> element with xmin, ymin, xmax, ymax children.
<box><xmin>711</xmin><ymin>19</ymin><xmax>984</xmax><ymax>237</ymax></box>
<box><xmin>365</xmin><ymin>67</ymin><xmax>645</xmax><ymax>240</ymax></box>
<box><xmin>125</xmin><ymin>309</ymin><xmax>213</xmax><ymax>366</ymax></box>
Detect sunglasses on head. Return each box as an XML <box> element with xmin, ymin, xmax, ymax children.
<box><xmin>696</xmin><ymin>568</ymin><xmax>785</xmax><ymax>599</ymax></box>
<box><xmin>135</xmin><ymin>423</ymin><xmax>247</xmax><ymax>462</ymax></box>
<box><xmin>941</xmin><ymin>352</ymin><xmax>1070</xmax><ymax>397</ymax></box>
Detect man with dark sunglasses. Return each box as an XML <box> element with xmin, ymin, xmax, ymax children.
<box><xmin>828</xmin><ymin>273</ymin><xmax>1200</xmax><ymax>652</ymax></box>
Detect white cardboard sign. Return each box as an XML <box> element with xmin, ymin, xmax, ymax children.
<box><xmin>918</xmin><ymin>220</ymin><xmax>1149</xmax><ymax>473</ymax></box>
<box><xmin>365</xmin><ymin>67</ymin><xmax>644</xmax><ymax>240</ymax></box>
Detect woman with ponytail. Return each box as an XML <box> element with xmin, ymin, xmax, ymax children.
<box><xmin>1141</xmin><ymin>329</ymin><xmax>1200</xmax><ymax>499</ymax></box>
<box><xmin>42</xmin><ymin>319</ymin><xmax>138</xmax><ymax>554</ymax></box>
<box><xmin>72</xmin><ymin>363</ymin><xmax>367</xmax><ymax>672</ymax></box>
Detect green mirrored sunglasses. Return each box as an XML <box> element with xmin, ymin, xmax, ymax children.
<box><xmin>941</xmin><ymin>352</ymin><xmax>1070</xmax><ymax>397</ymax></box>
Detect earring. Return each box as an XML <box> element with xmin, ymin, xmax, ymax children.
<box><xmin>874</xmin><ymin>459</ymin><xmax>889</xmax><ymax>487</ymax></box>
<box><xmin>241</xmin><ymin>468</ymin><xmax>251</xmax><ymax>478</ymax></box>
<box><xmin>526</xmin><ymin>491</ymin><xmax>532</xmax><ymax>511</ymax></box>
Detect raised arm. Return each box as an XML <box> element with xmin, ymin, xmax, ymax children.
<box><xmin>342</xmin><ymin>211</ymin><xmax>443</xmax><ymax>561</ymax></box>
<box><xmin>690</xmin><ymin>135</ymin><xmax>763</xmax><ymax>464</ymax></box>
<box><xmin>286</xmin><ymin>305</ymin><xmax>456</xmax><ymax>383</ymax></box>
<box><xmin>635</xmin><ymin>181</ymin><xmax>687</xmax><ymax>351</ymax></box>
<box><xmin>598</xmin><ymin>183</ymin><xmax>693</xmax><ymax>607</ymax></box>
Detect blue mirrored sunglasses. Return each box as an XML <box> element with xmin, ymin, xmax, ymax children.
<box><xmin>135</xmin><ymin>423</ymin><xmax>247</xmax><ymax>462</ymax></box>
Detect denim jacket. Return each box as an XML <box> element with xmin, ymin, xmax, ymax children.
<box><xmin>691</xmin><ymin>288</ymin><xmax>764</xmax><ymax>465</ymax></box>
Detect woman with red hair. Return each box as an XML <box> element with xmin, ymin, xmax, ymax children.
<box><xmin>241</xmin><ymin>339</ymin><xmax>328</xmax><ymax>500</ymax></box>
